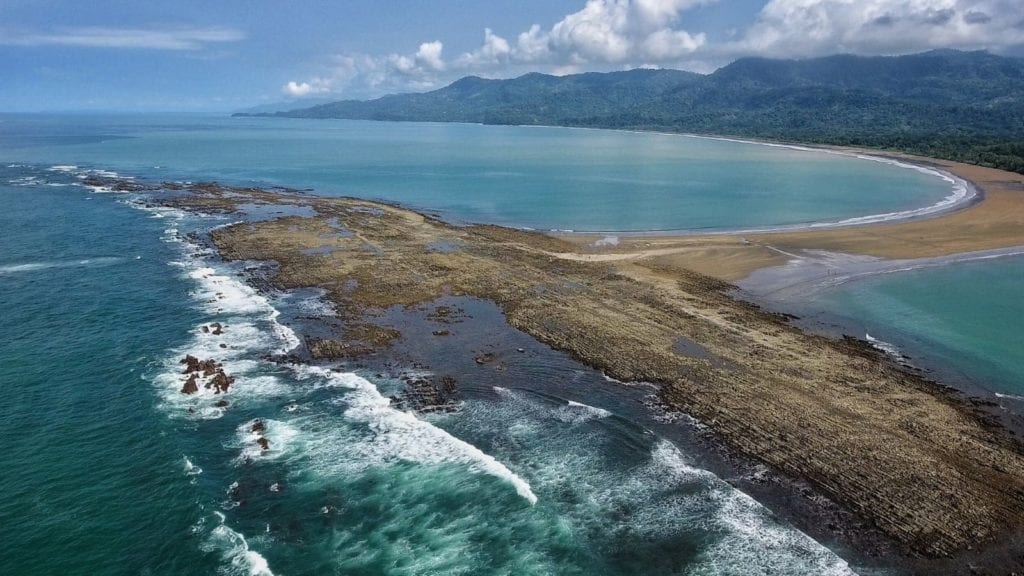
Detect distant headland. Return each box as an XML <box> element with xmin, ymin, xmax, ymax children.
<box><xmin>237</xmin><ymin>50</ymin><xmax>1024</xmax><ymax>176</ymax></box>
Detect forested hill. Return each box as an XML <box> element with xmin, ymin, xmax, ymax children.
<box><xmin>243</xmin><ymin>50</ymin><xmax>1024</xmax><ymax>173</ymax></box>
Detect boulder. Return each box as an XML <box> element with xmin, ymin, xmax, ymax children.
<box><xmin>210</xmin><ymin>370</ymin><xmax>233</xmax><ymax>394</ymax></box>
<box><xmin>180</xmin><ymin>354</ymin><xmax>201</xmax><ymax>374</ymax></box>
<box><xmin>180</xmin><ymin>373</ymin><xmax>199</xmax><ymax>395</ymax></box>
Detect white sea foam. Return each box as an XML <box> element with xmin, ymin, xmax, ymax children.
<box><xmin>234</xmin><ymin>419</ymin><xmax>300</xmax><ymax>463</ymax></box>
<box><xmin>995</xmin><ymin>393</ymin><xmax>1024</xmax><ymax>401</ymax></box>
<box><xmin>129</xmin><ymin>191</ymin><xmax>539</xmax><ymax>508</ymax></box>
<box><xmin>288</xmin><ymin>367</ymin><xmax>537</xmax><ymax>504</ymax></box>
<box><xmin>460</xmin><ymin>388</ymin><xmax>858</xmax><ymax>575</ymax></box>
<box><xmin>650</xmin><ymin>441</ymin><xmax>857</xmax><ymax>576</ymax></box>
<box><xmin>128</xmin><ymin>204</ymin><xmax>301</xmax><ymax>419</ymax></box>
<box><xmin>203</xmin><ymin>520</ymin><xmax>276</xmax><ymax>576</ymax></box>
<box><xmin>7</xmin><ymin>176</ymin><xmax>43</xmax><ymax>186</ymax></box>
<box><xmin>555</xmin><ymin>400</ymin><xmax>612</xmax><ymax>423</ymax></box>
<box><xmin>183</xmin><ymin>456</ymin><xmax>203</xmax><ymax>476</ymax></box>
<box><xmin>0</xmin><ymin>257</ymin><xmax>124</xmax><ymax>274</ymax></box>
<box><xmin>865</xmin><ymin>333</ymin><xmax>908</xmax><ymax>362</ymax></box>
<box><xmin>47</xmin><ymin>165</ymin><xmax>78</xmax><ymax>173</ymax></box>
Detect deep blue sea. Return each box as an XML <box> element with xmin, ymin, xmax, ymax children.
<box><xmin>0</xmin><ymin>113</ymin><xmax>1014</xmax><ymax>575</ymax></box>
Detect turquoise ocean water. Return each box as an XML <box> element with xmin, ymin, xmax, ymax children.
<box><xmin>803</xmin><ymin>257</ymin><xmax>1024</xmax><ymax>399</ymax></box>
<box><xmin>0</xmin><ymin>113</ymin><xmax>1014</xmax><ymax>575</ymax></box>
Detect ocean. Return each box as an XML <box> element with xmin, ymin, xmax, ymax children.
<box><xmin>1</xmin><ymin>113</ymin><xmax>1014</xmax><ymax>575</ymax></box>
<box><xmin>800</xmin><ymin>256</ymin><xmax>1024</xmax><ymax>401</ymax></box>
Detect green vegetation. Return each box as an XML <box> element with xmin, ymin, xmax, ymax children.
<box><xmin>243</xmin><ymin>50</ymin><xmax>1024</xmax><ymax>174</ymax></box>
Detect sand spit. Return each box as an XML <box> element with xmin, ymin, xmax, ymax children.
<box><xmin>121</xmin><ymin>176</ymin><xmax>1024</xmax><ymax>566</ymax></box>
<box><xmin>737</xmin><ymin>245</ymin><xmax>1024</xmax><ymax>302</ymax></box>
<box><xmin>556</xmin><ymin>158</ymin><xmax>1024</xmax><ymax>283</ymax></box>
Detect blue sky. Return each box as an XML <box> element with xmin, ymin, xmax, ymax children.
<box><xmin>2</xmin><ymin>0</ymin><xmax>1022</xmax><ymax>111</ymax></box>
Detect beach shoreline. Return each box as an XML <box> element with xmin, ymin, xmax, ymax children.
<box><xmin>553</xmin><ymin>152</ymin><xmax>1024</xmax><ymax>283</ymax></box>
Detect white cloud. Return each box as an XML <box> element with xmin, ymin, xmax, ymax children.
<box><xmin>1</xmin><ymin>26</ymin><xmax>245</xmax><ymax>50</ymax></box>
<box><xmin>281</xmin><ymin>0</ymin><xmax>1024</xmax><ymax>99</ymax></box>
<box><xmin>513</xmin><ymin>24</ymin><xmax>551</xmax><ymax>62</ymax></box>
<box><xmin>284</xmin><ymin>0</ymin><xmax>713</xmax><ymax>96</ymax></box>
<box><xmin>542</xmin><ymin>0</ymin><xmax>709</xmax><ymax>64</ymax></box>
<box><xmin>282</xmin><ymin>41</ymin><xmax>451</xmax><ymax>98</ymax></box>
<box><xmin>282</xmin><ymin>77</ymin><xmax>332</xmax><ymax>97</ymax></box>
<box><xmin>414</xmin><ymin>40</ymin><xmax>446</xmax><ymax>72</ymax></box>
<box><xmin>732</xmin><ymin>0</ymin><xmax>1024</xmax><ymax>58</ymax></box>
<box><xmin>457</xmin><ymin>28</ymin><xmax>512</xmax><ymax>68</ymax></box>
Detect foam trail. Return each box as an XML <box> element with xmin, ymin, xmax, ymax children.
<box><xmin>557</xmin><ymin>400</ymin><xmax>612</xmax><ymax>423</ymax></box>
<box><xmin>865</xmin><ymin>333</ymin><xmax>907</xmax><ymax>362</ymax></box>
<box><xmin>995</xmin><ymin>393</ymin><xmax>1024</xmax><ymax>401</ymax></box>
<box><xmin>0</xmin><ymin>257</ymin><xmax>123</xmax><ymax>274</ymax></box>
<box><xmin>204</xmin><ymin>520</ymin><xmax>276</xmax><ymax>576</ymax></box>
<box><xmin>652</xmin><ymin>441</ymin><xmax>857</xmax><ymax>576</ymax></box>
<box><xmin>297</xmin><ymin>367</ymin><xmax>538</xmax><ymax>505</ymax></box>
<box><xmin>183</xmin><ymin>456</ymin><xmax>203</xmax><ymax>476</ymax></box>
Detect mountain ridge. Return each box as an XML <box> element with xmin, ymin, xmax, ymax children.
<box><xmin>239</xmin><ymin>50</ymin><xmax>1024</xmax><ymax>173</ymax></box>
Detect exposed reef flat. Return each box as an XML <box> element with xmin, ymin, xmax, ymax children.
<box><xmin>114</xmin><ymin>175</ymin><xmax>1024</xmax><ymax>569</ymax></box>
<box><xmin>125</xmin><ymin>177</ymin><xmax>1024</xmax><ymax>561</ymax></box>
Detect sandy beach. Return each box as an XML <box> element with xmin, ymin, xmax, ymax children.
<box><xmin>556</xmin><ymin>155</ymin><xmax>1024</xmax><ymax>283</ymax></box>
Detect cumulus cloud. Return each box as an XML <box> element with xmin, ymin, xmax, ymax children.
<box><xmin>731</xmin><ymin>0</ymin><xmax>1024</xmax><ymax>58</ymax></box>
<box><xmin>284</xmin><ymin>0</ymin><xmax>712</xmax><ymax>96</ymax></box>
<box><xmin>521</xmin><ymin>0</ymin><xmax>709</xmax><ymax>64</ymax></box>
<box><xmin>282</xmin><ymin>78</ymin><xmax>332</xmax><ymax>97</ymax></box>
<box><xmin>282</xmin><ymin>0</ymin><xmax>1024</xmax><ymax>98</ymax></box>
<box><xmin>281</xmin><ymin>41</ymin><xmax>452</xmax><ymax>98</ymax></box>
<box><xmin>456</xmin><ymin>28</ymin><xmax>512</xmax><ymax>68</ymax></box>
<box><xmin>0</xmin><ymin>26</ymin><xmax>245</xmax><ymax>50</ymax></box>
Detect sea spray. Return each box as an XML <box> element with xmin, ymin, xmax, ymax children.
<box><xmin>290</xmin><ymin>366</ymin><xmax>538</xmax><ymax>505</ymax></box>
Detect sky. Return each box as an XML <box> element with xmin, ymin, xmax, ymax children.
<box><xmin>2</xmin><ymin>0</ymin><xmax>1023</xmax><ymax>111</ymax></box>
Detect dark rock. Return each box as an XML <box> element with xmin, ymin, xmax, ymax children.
<box><xmin>256</xmin><ymin>437</ymin><xmax>270</xmax><ymax>451</ymax></box>
<box><xmin>251</xmin><ymin>420</ymin><xmax>266</xmax><ymax>433</ymax></box>
<box><xmin>181</xmin><ymin>373</ymin><xmax>199</xmax><ymax>395</ymax></box>
<box><xmin>210</xmin><ymin>370</ymin><xmax>234</xmax><ymax>394</ymax></box>
<box><xmin>200</xmin><ymin>359</ymin><xmax>220</xmax><ymax>377</ymax></box>
<box><xmin>215</xmin><ymin>399</ymin><xmax>229</xmax><ymax>407</ymax></box>
<box><xmin>180</xmin><ymin>354</ymin><xmax>201</xmax><ymax>374</ymax></box>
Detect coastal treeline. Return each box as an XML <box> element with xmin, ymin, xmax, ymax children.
<box><xmin>248</xmin><ymin>50</ymin><xmax>1024</xmax><ymax>174</ymax></box>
